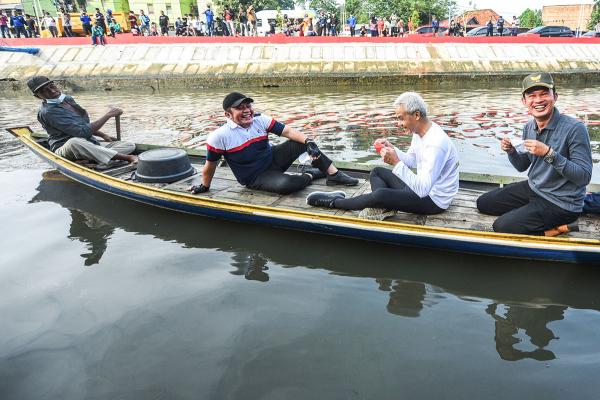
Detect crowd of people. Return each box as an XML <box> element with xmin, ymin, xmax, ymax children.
<box><xmin>3</xmin><ymin>7</ymin><xmax>600</xmax><ymax>40</ymax></box>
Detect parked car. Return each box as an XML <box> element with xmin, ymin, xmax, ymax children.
<box><xmin>466</xmin><ymin>26</ymin><xmax>512</xmax><ymax>36</ymax></box>
<box><xmin>580</xmin><ymin>30</ymin><xmax>600</xmax><ymax>38</ymax></box>
<box><xmin>519</xmin><ymin>25</ymin><xmax>574</xmax><ymax>37</ymax></box>
<box><xmin>415</xmin><ymin>25</ymin><xmax>448</xmax><ymax>36</ymax></box>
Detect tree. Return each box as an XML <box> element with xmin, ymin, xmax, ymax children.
<box><xmin>589</xmin><ymin>0</ymin><xmax>600</xmax><ymax>30</ymax></box>
<box><xmin>211</xmin><ymin>0</ymin><xmax>295</xmax><ymax>15</ymax></box>
<box><xmin>519</xmin><ymin>8</ymin><xmax>542</xmax><ymax>29</ymax></box>
<box><xmin>342</xmin><ymin>0</ymin><xmax>454</xmax><ymax>25</ymax></box>
<box><xmin>311</xmin><ymin>0</ymin><xmax>339</xmax><ymax>14</ymax></box>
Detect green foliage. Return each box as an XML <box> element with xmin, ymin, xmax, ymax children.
<box><xmin>589</xmin><ymin>1</ymin><xmax>600</xmax><ymax>30</ymax></box>
<box><xmin>208</xmin><ymin>0</ymin><xmax>455</xmax><ymax>26</ymax></box>
<box><xmin>275</xmin><ymin>6</ymin><xmax>283</xmax><ymax>28</ymax></box>
<box><xmin>210</xmin><ymin>0</ymin><xmax>295</xmax><ymax>14</ymax></box>
<box><xmin>518</xmin><ymin>8</ymin><xmax>542</xmax><ymax>29</ymax></box>
<box><xmin>411</xmin><ymin>9</ymin><xmax>420</xmax><ymax>27</ymax></box>
<box><xmin>343</xmin><ymin>0</ymin><xmax>454</xmax><ymax>25</ymax></box>
<box><xmin>310</xmin><ymin>0</ymin><xmax>339</xmax><ymax>14</ymax></box>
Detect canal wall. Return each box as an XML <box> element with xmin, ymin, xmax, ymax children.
<box><xmin>2</xmin><ymin>41</ymin><xmax>600</xmax><ymax>90</ymax></box>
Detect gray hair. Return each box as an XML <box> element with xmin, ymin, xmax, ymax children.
<box><xmin>393</xmin><ymin>92</ymin><xmax>428</xmax><ymax>118</ymax></box>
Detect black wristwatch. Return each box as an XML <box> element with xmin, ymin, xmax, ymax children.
<box><xmin>543</xmin><ymin>148</ymin><xmax>556</xmax><ymax>164</ymax></box>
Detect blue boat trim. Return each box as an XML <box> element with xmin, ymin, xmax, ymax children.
<box><xmin>21</xmin><ymin>133</ymin><xmax>600</xmax><ymax>265</ymax></box>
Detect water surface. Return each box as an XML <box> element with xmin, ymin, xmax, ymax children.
<box><xmin>1</xmin><ymin>85</ymin><xmax>599</xmax><ymax>180</ymax></box>
<box><xmin>1</xmin><ymin>85</ymin><xmax>600</xmax><ymax>399</ymax></box>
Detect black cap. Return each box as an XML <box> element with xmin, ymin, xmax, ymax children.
<box><xmin>223</xmin><ymin>92</ymin><xmax>253</xmax><ymax>110</ymax></box>
<box><xmin>522</xmin><ymin>72</ymin><xmax>554</xmax><ymax>94</ymax></box>
<box><xmin>27</xmin><ymin>76</ymin><xmax>53</xmax><ymax>93</ymax></box>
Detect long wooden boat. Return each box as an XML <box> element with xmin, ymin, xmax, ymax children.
<box><xmin>8</xmin><ymin>126</ymin><xmax>600</xmax><ymax>264</ymax></box>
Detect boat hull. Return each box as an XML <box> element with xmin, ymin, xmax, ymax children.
<box><xmin>13</xmin><ymin>128</ymin><xmax>600</xmax><ymax>265</ymax></box>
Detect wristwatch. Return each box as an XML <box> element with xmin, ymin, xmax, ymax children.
<box><xmin>543</xmin><ymin>147</ymin><xmax>556</xmax><ymax>164</ymax></box>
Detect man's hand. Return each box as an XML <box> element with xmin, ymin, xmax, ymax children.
<box><xmin>305</xmin><ymin>138</ymin><xmax>321</xmax><ymax>159</ymax></box>
<box><xmin>188</xmin><ymin>184</ymin><xmax>209</xmax><ymax>194</ymax></box>
<box><xmin>501</xmin><ymin>137</ymin><xmax>515</xmax><ymax>154</ymax></box>
<box><xmin>380</xmin><ymin>147</ymin><xmax>399</xmax><ymax>166</ymax></box>
<box><xmin>106</xmin><ymin>107</ymin><xmax>123</xmax><ymax>118</ymax></box>
<box><xmin>524</xmin><ymin>139</ymin><xmax>550</xmax><ymax>157</ymax></box>
<box><xmin>374</xmin><ymin>138</ymin><xmax>393</xmax><ymax>150</ymax></box>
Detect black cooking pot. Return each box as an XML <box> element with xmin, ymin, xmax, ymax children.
<box><xmin>134</xmin><ymin>148</ymin><xmax>195</xmax><ymax>183</ymax></box>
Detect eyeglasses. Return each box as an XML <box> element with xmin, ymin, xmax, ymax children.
<box><xmin>37</xmin><ymin>82</ymin><xmax>58</xmax><ymax>93</ymax></box>
<box><xmin>233</xmin><ymin>102</ymin><xmax>253</xmax><ymax>111</ymax></box>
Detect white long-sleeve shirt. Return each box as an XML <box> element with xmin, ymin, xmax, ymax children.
<box><xmin>392</xmin><ymin>122</ymin><xmax>459</xmax><ymax>209</ymax></box>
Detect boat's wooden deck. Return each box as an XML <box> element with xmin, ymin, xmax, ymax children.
<box><xmin>106</xmin><ymin>161</ymin><xmax>600</xmax><ymax>240</ymax></box>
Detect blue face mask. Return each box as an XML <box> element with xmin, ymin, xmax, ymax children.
<box><xmin>46</xmin><ymin>92</ymin><xmax>66</xmax><ymax>104</ymax></box>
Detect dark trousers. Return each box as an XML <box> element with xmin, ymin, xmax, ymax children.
<box><xmin>247</xmin><ymin>141</ymin><xmax>332</xmax><ymax>195</ymax></box>
<box><xmin>14</xmin><ymin>25</ymin><xmax>28</xmax><ymax>38</ymax></box>
<box><xmin>476</xmin><ymin>180</ymin><xmax>579</xmax><ymax>235</ymax></box>
<box><xmin>334</xmin><ymin>167</ymin><xmax>444</xmax><ymax>214</ymax></box>
<box><xmin>1</xmin><ymin>25</ymin><xmax>11</xmax><ymax>38</ymax></box>
<box><xmin>350</xmin><ymin>26</ymin><xmax>355</xmax><ymax>36</ymax></box>
<box><xmin>82</xmin><ymin>23</ymin><xmax>92</xmax><ymax>36</ymax></box>
<box><xmin>63</xmin><ymin>25</ymin><xmax>73</xmax><ymax>37</ymax></box>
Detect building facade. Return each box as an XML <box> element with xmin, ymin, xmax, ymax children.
<box><xmin>21</xmin><ymin>0</ymin><xmax>206</xmax><ymax>22</ymax></box>
<box><xmin>542</xmin><ymin>4</ymin><xmax>595</xmax><ymax>31</ymax></box>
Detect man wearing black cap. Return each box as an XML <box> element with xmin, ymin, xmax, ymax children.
<box><xmin>189</xmin><ymin>92</ymin><xmax>358</xmax><ymax>195</ymax></box>
<box><xmin>476</xmin><ymin>72</ymin><xmax>593</xmax><ymax>235</ymax></box>
<box><xmin>28</xmin><ymin>76</ymin><xmax>137</xmax><ymax>166</ymax></box>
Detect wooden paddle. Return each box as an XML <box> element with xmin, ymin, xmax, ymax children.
<box><xmin>115</xmin><ymin>115</ymin><xmax>121</xmax><ymax>141</ymax></box>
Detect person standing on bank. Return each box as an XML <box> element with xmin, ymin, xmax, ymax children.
<box><xmin>306</xmin><ymin>92</ymin><xmax>459</xmax><ymax>221</ymax></box>
<box><xmin>189</xmin><ymin>92</ymin><xmax>358</xmax><ymax>195</ymax></box>
<box><xmin>159</xmin><ymin>10</ymin><xmax>169</xmax><ymax>36</ymax></box>
<box><xmin>80</xmin><ymin>11</ymin><xmax>92</xmax><ymax>36</ymax></box>
<box><xmin>476</xmin><ymin>73</ymin><xmax>593</xmax><ymax>235</ymax></box>
<box><xmin>28</xmin><ymin>76</ymin><xmax>137</xmax><ymax>167</ymax></box>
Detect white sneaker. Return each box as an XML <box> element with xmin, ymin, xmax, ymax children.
<box><xmin>358</xmin><ymin>208</ymin><xmax>397</xmax><ymax>221</ymax></box>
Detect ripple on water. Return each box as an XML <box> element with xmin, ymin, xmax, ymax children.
<box><xmin>1</xmin><ymin>86</ymin><xmax>599</xmax><ymax>180</ymax></box>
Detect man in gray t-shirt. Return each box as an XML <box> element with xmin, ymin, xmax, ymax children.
<box><xmin>477</xmin><ymin>72</ymin><xmax>593</xmax><ymax>235</ymax></box>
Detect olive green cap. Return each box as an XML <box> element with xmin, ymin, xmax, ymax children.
<box><xmin>522</xmin><ymin>72</ymin><xmax>554</xmax><ymax>94</ymax></box>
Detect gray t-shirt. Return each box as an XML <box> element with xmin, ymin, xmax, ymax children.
<box><xmin>508</xmin><ymin>108</ymin><xmax>592</xmax><ymax>212</ymax></box>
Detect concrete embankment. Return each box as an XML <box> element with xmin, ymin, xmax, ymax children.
<box><xmin>2</xmin><ymin>39</ymin><xmax>600</xmax><ymax>90</ymax></box>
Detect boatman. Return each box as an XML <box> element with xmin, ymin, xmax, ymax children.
<box><xmin>476</xmin><ymin>72</ymin><xmax>593</xmax><ymax>235</ymax></box>
<box><xmin>28</xmin><ymin>76</ymin><xmax>137</xmax><ymax>167</ymax></box>
<box><xmin>306</xmin><ymin>92</ymin><xmax>459</xmax><ymax>220</ymax></box>
<box><xmin>189</xmin><ymin>92</ymin><xmax>358</xmax><ymax>195</ymax></box>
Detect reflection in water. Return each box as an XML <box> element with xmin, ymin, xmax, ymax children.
<box><xmin>486</xmin><ymin>303</ymin><xmax>565</xmax><ymax>362</ymax></box>
<box><xmin>230</xmin><ymin>252</ymin><xmax>270</xmax><ymax>282</ymax></box>
<box><xmin>376</xmin><ymin>279</ymin><xmax>426</xmax><ymax>318</ymax></box>
<box><xmin>67</xmin><ymin>210</ymin><xmax>113</xmax><ymax>266</ymax></box>
<box><xmin>28</xmin><ymin>170</ymin><xmax>600</xmax><ymax>364</ymax></box>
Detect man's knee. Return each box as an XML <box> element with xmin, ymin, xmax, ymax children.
<box><xmin>476</xmin><ymin>192</ymin><xmax>496</xmax><ymax>215</ymax></box>
<box><xmin>273</xmin><ymin>176</ymin><xmax>309</xmax><ymax>195</ymax></box>
<box><xmin>369</xmin><ymin>167</ymin><xmax>386</xmax><ymax>179</ymax></box>
<box><xmin>492</xmin><ymin>215</ymin><xmax>527</xmax><ymax>234</ymax></box>
<box><xmin>112</xmin><ymin>141</ymin><xmax>136</xmax><ymax>155</ymax></box>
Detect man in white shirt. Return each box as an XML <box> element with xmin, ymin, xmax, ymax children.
<box><xmin>306</xmin><ymin>92</ymin><xmax>459</xmax><ymax>220</ymax></box>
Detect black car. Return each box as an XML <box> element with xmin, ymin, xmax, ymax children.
<box><xmin>466</xmin><ymin>26</ymin><xmax>512</xmax><ymax>36</ymax></box>
<box><xmin>519</xmin><ymin>25</ymin><xmax>574</xmax><ymax>37</ymax></box>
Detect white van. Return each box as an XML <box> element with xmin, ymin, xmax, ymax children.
<box><xmin>256</xmin><ymin>9</ymin><xmax>315</xmax><ymax>36</ymax></box>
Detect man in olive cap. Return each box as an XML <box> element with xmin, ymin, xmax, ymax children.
<box><xmin>476</xmin><ymin>72</ymin><xmax>593</xmax><ymax>235</ymax></box>
<box><xmin>189</xmin><ymin>92</ymin><xmax>358</xmax><ymax>195</ymax></box>
<box><xmin>28</xmin><ymin>76</ymin><xmax>137</xmax><ymax>166</ymax></box>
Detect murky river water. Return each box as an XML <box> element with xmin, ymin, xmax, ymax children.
<box><xmin>1</xmin><ymin>85</ymin><xmax>600</xmax><ymax>399</ymax></box>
